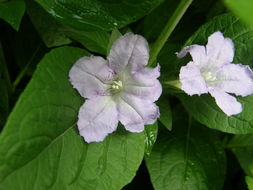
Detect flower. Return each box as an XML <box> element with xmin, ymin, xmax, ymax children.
<box><xmin>177</xmin><ymin>31</ymin><xmax>253</xmax><ymax>116</ymax></box>
<box><xmin>69</xmin><ymin>33</ymin><xmax>162</xmax><ymax>143</ymax></box>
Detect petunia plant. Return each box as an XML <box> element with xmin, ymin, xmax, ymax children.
<box><xmin>69</xmin><ymin>33</ymin><xmax>161</xmax><ymax>142</ymax></box>
<box><xmin>177</xmin><ymin>31</ymin><xmax>253</xmax><ymax>116</ymax></box>
<box><xmin>1</xmin><ymin>0</ymin><xmax>253</xmax><ymax>189</ymax></box>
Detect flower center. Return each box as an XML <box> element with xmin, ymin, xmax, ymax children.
<box><xmin>202</xmin><ymin>71</ymin><xmax>217</xmax><ymax>82</ymax></box>
<box><xmin>111</xmin><ymin>80</ymin><xmax>123</xmax><ymax>93</ymax></box>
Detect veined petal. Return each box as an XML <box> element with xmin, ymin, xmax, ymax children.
<box><xmin>177</xmin><ymin>45</ymin><xmax>206</xmax><ymax>65</ymax></box>
<box><xmin>117</xmin><ymin>94</ymin><xmax>159</xmax><ymax>132</ymax></box>
<box><xmin>215</xmin><ymin>64</ymin><xmax>253</xmax><ymax>96</ymax></box>
<box><xmin>69</xmin><ymin>56</ymin><xmax>114</xmax><ymax>98</ymax></box>
<box><xmin>209</xmin><ymin>89</ymin><xmax>242</xmax><ymax>116</ymax></box>
<box><xmin>117</xmin><ymin>99</ymin><xmax>144</xmax><ymax>133</ymax></box>
<box><xmin>108</xmin><ymin>33</ymin><xmax>149</xmax><ymax>74</ymax></box>
<box><xmin>77</xmin><ymin>96</ymin><xmax>118</xmax><ymax>143</ymax></box>
<box><xmin>123</xmin><ymin>80</ymin><xmax>162</xmax><ymax>102</ymax></box>
<box><xmin>179</xmin><ymin>61</ymin><xmax>208</xmax><ymax>95</ymax></box>
<box><xmin>122</xmin><ymin>65</ymin><xmax>162</xmax><ymax>102</ymax></box>
<box><xmin>206</xmin><ymin>31</ymin><xmax>234</xmax><ymax>65</ymax></box>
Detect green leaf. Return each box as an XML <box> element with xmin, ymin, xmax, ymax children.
<box><xmin>26</xmin><ymin>0</ymin><xmax>71</xmax><ymax>48</ymax></box>
<box><xmin>107</xmin><ymin>29</ymin><xmax>122</xmax><ymax>56</ymax></box>
<box><xmin>157</xmin><ymin>96</ymin><xmax>172</xmax><ymax>131</ymax></box>
<box><xmin>0</xmin><ymin>0</ymin><xmax>25</xmax><ymax>30</ymax></box>
<box><xmin>144</xmin><ymin>122</ymin><xmax>158</xmax><ymax>156</ymax></box>
<box><xmin>246</xmin><ymin>176</ymin><xmax>253</xmax><ymax>190</ymax></box>
<box><xmin>178</xmin><ymin>13</ymin><xmax>253</xmax><ymax>134</ymax></box>
<box><xmin>35</xmin><ymin>0</ymin><xmax>165</xmax><ymax>31</ymax></box>
<box><xmin>229</xmin><ymin>134</ymin><xmax>253</xmax><ymax>176</ymax></box>
<box><xmin>179</xmin><ymin>95</ymin><xmax>253</xmax><ymax>134</ymax></box>
<box><xmin>0</xmin><ymin>47</ymin><xmax>145</xmax><ymax>189</ymax></box>
<box><xmin>146</xmin><ymin>123</ymin><xmax>226</xmax><ymax>190</ymax></box>
<box><xmin>224</xmin><ymin>0</ymin><xmax>253</xmax><ymax>26</ymax></box>
<box><xmin>26</xmin><ymin>0</ymin><xmax>110</xmax><ymax>54</ymax></box>
<box><xmin>62</xmin><ymin>27</ymin><xmax>110</xmax><ymax>55</ymax></box>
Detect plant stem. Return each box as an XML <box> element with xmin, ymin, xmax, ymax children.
<box><xmin>13</xmin><ymin>44</ymin><xmax>43</xmax><ymax>90</ymax></box>
<box><xmin>148</xmin><ymin>0</ymin><xmax>193</xmax><ymax>67</ymax></box>
<box><xmin>162</xmin><ymin>80</ymin><xmax>182</xmax><ymax>89</ymax></box>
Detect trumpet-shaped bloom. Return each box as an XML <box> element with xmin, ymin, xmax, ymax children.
<box><xmin>69</xmin><ymin>33</ymin><xmax>162</xmax><ymax>143</ymax></box>
<box><xmin>177</xmin><ymin>31</ymin><xmax>253</xmax><ymax>116</ymax></box>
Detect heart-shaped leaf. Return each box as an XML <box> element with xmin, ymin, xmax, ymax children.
<box><xmin>146</xmin><ymin>123</ymin><xmax>226</xmax><ymax>190</ymax></box>
<box><xmin>35</xmin><ymin>0</ymin><xmax>165</xmax><ymax>31</ymax></box>
<box><xmin>0</xmin><ymin>0</ymin><xmax>25</xmax><ymax>30</ymax></box>
<box><xmin>0</xmin><ymin>47</ymin><xmax>145</xmax><ymax>190</ymax></box>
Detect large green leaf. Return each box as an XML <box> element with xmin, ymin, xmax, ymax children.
<box><xmin>224</xmin><ymin>0</ymin><xmax>253</xmax><ymax>26</ymax></box>
<box><xmin>35</xmin><ymin>0</ymin><xmax>165</xmax><ymax>31</ymax></box>
<box><xmin>0</xmin><ymin>47</ymin><xmax>145</xmax><ymax>189</ymax></box>
<box><xmin>178</xmin><ymin>13</ymin><xmax>253</xmax><ymax>134</ymax></box>
<box><xmin>62</xmin><ymin>27</ymin><xmax>110</xmax><ymax>55</ymax></box>
<box><xmin>229</xmin><ymin>134</ymin><xmax>253</xmax><ymax>176</ymax></box>
<box><xmin>157</xmin><ymin>96</ymin><xmax>172</xmax><ymax>131</ymax></box>
<box><xmin>26</xmin><ymin>0</ymin><xmax>71</xmax><ymax>48</ymax></box>
<box><xmin>27</xmin><ymin>0</ymin><xmax>111</xmax><ymax>54</ymax></box>
<box><xmin>0</xmin><ymin>0</ymin><xmax>25</xmax><ymax>30</ymax></box>
<box><xmin>144</xmin><ymin>122</ymin><xmax>158</xmax><ymax>156</ymax></box>
<box><xmin>146</xmin><ymin>123</ymin><xmax>226</xmax><ymax>190</ymax></box>
<box><xmin>246</xmin><ymin>176</ymin><xmax>253</xmax><ymax>190</ymax></box>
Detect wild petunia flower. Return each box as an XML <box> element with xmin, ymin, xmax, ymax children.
<box><xmin>177</xmin><ymin>31</ymin><xmax>253</xmax><ymax>116</ymax></box>
<box><xmin>69</xmin><ymin>33</ymin><xmax>162</xmax><ymax>143</ymax></box>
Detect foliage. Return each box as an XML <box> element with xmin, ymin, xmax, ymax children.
<box><xmin>0</xmin><ymin>0</ymin><xmax>253</xmax><ymax>189</ymax></box>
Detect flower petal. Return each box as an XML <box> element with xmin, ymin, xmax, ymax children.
<box><xmin>209</xmin><ymin>89</ymin><xmax>242</xmax><ymax>116</ymax></box>
<box><xmin>179</xmin><ymin>61</ymin><xmax>208</xmax><ymax>95</ymax></box>
<box><xmin>117</xmin><ymin>94</ymin><xmax>159</xmax><ymax>132</ymax></box>
<box><xmin>108</xmin><ymin>33</ymin><xmax>149</xmax><ymax>74</ymax></box>
<box><xmin>177</xmin><ymin>45</ymin><xmax>206</xmax><ymax>64</ymax></box>
<box><xmin>69</xmin><ymin>56</ymin><xmax>114</xmax><ymax>98</ymax></box>
<box><xmin>123</xmin><ymin>81</ymin><xmax>162</xmax><ymax>102</ymax></box>
<box><xmin>215</xmin><ymin>64</ymin><xmax>253</xmax><ymax>96</ymax></box>
<box><xmin>206</xmin><ymin>31</ymin><xmax>234</xmax><ymax>65</ymax></box>
<box><xmin>77</xmin><ymin>96</ymin><xmax>118</xmax><ymax>143</ymax></box>
<box><xmin>122</xmin><ymin>65</ymin><xmax>162</xmax><ymax>102</ymax></box>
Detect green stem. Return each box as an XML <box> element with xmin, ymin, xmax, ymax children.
<box><xmin>161</xmin><ymin>80</ymin><xmax>183</xmax><ymax>94</ymax></box>
<box><xmin>13</xmin><ymin>44</ymin><xmax>42</xmax><ymax>90</ymax></box>
<box><xmin>148</xmin><ymin>0</ymin><xmax>193</xmax><ymax>67</ymax></box>
<box><xmin>162</xmin><ymin>80</ymin><xmax>182</xmax><ymax>89</ymax></box>
<box><xmin>0</xmin><ymin>43</ymin><xmax>13</xmax><ymax>93</ymax></box>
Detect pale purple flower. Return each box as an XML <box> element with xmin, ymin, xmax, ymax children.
<box><xmin>69</xmin><ymin>33</ymin><xmax>162</xmax><ymax>143</ymax></box>
<box><xmin>177</xmin><ymin>31</ymin><xmax>253</xmax><ymax>116</ymax></box>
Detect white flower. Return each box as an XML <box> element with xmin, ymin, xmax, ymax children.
<box><xmin>69</xmin><ymin>33</ymin><xmax>162</xmax><ymax>143</ymax></box>
<box><xmin>177</xmin><ymin>31</ymin><xmax>253</xmax><ymax>116</ymax></box>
